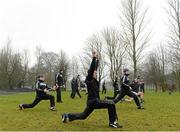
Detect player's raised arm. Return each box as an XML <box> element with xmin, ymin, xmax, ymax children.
<box><xmin>95</xmin><ymin>53</ymin><xmax>100</xmax><ymax>70</ymax></box>
<box><xmin>86</xmin><ymin>51</ymin><xmax>97</xmax><ymax>81</ymax></box>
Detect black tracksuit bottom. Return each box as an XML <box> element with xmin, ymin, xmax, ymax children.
<box><xmin>71</xmin><ymin>88</ymin><xmax>81</xmax><ymax>99</ymax></box>
<box><xmin>113</xmin><ymin>89</ymin><xmax>141</xmax><ymax>107</ymax></box>
<box><xmin>22</xmin><ymin>93</ymin><xmax>55</xmax><ymax>108</ymax></box>
<box><xmin>140</xmin><ymin>84</ymin><xmax>145</xmax><ymax>93</ymax></box>
<box><xmin>56</xmin><ymin>87</ymin><xmax>62</xmax><ymax>102</ymax></box>
<box><xmin>70</xmin><ymin>87</ymin><xmax>75</xmax><ymax>98</ymax></box>
<box><xmin>68</xmin><ymin>98</ymin><xmax>117</xmax><ymax>123</ymax></box>
<box><xmin>102</xmin><ymin>88</ymin><xmax>106</xmax><ymax>94</ymax></box>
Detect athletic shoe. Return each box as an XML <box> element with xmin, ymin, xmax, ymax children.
<box><xmin>109</xmin><ymin>121</ymin><xmax>123</xmax><ymax>128</ymax></box>
<box><xmin>62</xmin><ymin>114</ymin><xmax>69</xmax><ymax>123</ymax></box>
<box><xmin>19</xmin><ymin>104</ymin><xmax>24</xmax><ymax>110</ymax></box>
<box><xmin>138</xmin><ymin>106</ymin><xmax>145</xmax><ymax>110</ymax></box>
<box><xmin>50</xmin><ymin>107</ymin><xmax>56</xmax><ymax>111</ymax></box>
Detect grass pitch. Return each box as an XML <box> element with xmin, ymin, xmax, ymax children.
<box><xmin>0</xmin><ymin>91</ymin><xmax>180</xmax><ymax>131</ymax></box>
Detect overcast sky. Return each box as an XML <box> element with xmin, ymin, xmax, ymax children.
<box><xmin>0</xmin><ymin>0</ymin><xmax>168</xmax><ymax>65</ymax></box>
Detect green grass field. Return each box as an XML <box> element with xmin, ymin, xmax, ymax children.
<box><xmin>0</xmin><ymin>91</ymin><xmax>180</xmax><ymax>131</ymax></box>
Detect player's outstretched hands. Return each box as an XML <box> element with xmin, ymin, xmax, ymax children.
<box><xmin>96</xmin><ymin>52</ymin><xmax>101</xmax><ymax>60</ymax></box>
<box><xmin>44</xmin><ymin>89</ymin><xmax>49</xmax><ymax>93</ymax></box>
<box><xmin>52</xmin><ymin>85</ymin><xmax>57</xmax><ymax>91</ymax></box>
<box><xmin>92</xmin><ymin>51</ymin><xmax>97</xmax><ymax>58</ymax></box>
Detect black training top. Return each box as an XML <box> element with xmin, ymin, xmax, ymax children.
<box><xmin>121</xmin><ymin>75</ymin><xmax>131</xmax><ymax>91</ymax></box>
<box><xmin>55</xmin><ymin>72</ymin><xmax>64</xmax><ymax>86</ymax></box>
<box><xmin>71</xmin><ymin>77</ymin><xmax>78</xmax><ymax>89</ymax></box>
<box><xmin>85</xmin><ymin>57</ymin><xmax>100</xmax><ymax>100</ymax></box>
<box><xmin>130</xmin><ymin>82</ymin><xmax>140</xmax><ymax>93</ymax></box>
<box><xmin>35</xmin><ymin>80</ymin><xmax>51</xmax><ymax>94</ymax></box>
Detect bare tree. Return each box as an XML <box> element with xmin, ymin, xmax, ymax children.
<box><xmin>166</xmin><ymin>0</ymin><xmax>180</xmax><ymax>90</ymax></box>
<box><xmin>19</xmin><ymin>49</ymin><xmax>30</xmax><ymax>88</ymax></box>
<box><xmin>102</xmin><ymin>28</ymin><xmax>126</xmax><ymax>84</ymax></box>
<box><xmin>56</xmin><ymin>50</ymin><xmax>70</xmax><ymax>90</ymax></box>
<box><xmin>80</xmin><ymin>33</ymin><xmax>106</xmax><ymax>85</ymax></box>
<box><xmin>145</xmin><ymin>44</ymin><xmax>168</xmax><ymax>92</ymax></box>
<box><xmin>71</xmin><ymin>56</ymin><xmax>79</xmax><ymax>77</ymax></box>
<box><xmin>119</xmin><ymin>0</ymin><xmax>151</xmax><ymax>78</ymax></box>
<box><xmin>40</xmin><ymin>51</ymin><xmax>59</xmax><ymax>85</ymax></box>
<box><xmin>0</xmin><ymin>39</ymin><xmax>23</xmax><ymax>89</ymax></box>
<box><xmin>157</xmin><ymin>44</ymin><xmax>168</xmax><ymax>83</ymax></box>
<box><xmin>145</xmin><ymin>53</ymin><xmax>160</xmax><ymax>91</ymax></box>
<box><xmin>25</xmin><ymin>45</ymin><xmax>45</xmax><ymax>88</ymax></box>
<box><xmin>35</xmin><ymin>45</ymin><xmax>44</xmax><ymax>76</ymax></box>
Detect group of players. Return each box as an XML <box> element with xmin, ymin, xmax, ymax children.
<box><xmin>19</xmin><ymin>51</ymin><xmax>145</xmax><ymax>128</ymax></box>
<box><xmin>105</xmin><ymin>75</ymin><xmax>145</xmax><ymax>106</ymax></box>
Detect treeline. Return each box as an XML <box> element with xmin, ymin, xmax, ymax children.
<box><xmin>79</xmin><ymin>0</ymin><xmax>180</xmax><ymax>92</ymax></box>
<box><xmin>144</xmin><ymin>0</ymin><xmax>180</xmax><ymax>91</ymax></box>
<box><xmin>0</xmin><ymin>40</ymin><xmax>29</xmax><ymax>89</ymax></box>
<box><xmin>0</xmin><ymin>0</ymin><xmax>180</xmax><ymax>92</ymax></box>
<box><xmin>0</xmin><ymin>40</ymin><xmax>71</xmax><ymax>89</ymax></box>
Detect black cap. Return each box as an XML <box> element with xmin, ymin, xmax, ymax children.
<box><xmin>37</xmin><ymin>75</ymin><xmax>44</xmax><ymax>79</ymax></box>
<box><xmin>123</xmin><ymin>68</ymin><xmax>129</xmax><ymax>73</ymax></box>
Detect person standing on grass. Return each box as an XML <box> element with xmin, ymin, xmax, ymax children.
<box><xmin>113</xmin><ymin>69</ymin><xmax>145</xmax><ymax>109</ymax></box>
<box><xmin>102</xmin><ymin>80</ymin><xmax>107</xmax><ymax>94</ymax></box>
<box><xmin>125</xmin><ymin>78</ymin><xmax>144</xmax><ymax>103</ymax></box>
<box><xmin>19</xmin><ymin>75</ymin><xmax>56</xmax><ymax>111</ymax></box>
<box><xmin>70</xmin><ymin>77</ymin><xmax>76</xmax><ymax>98</ymax></box>
<box><xmin>55</xmin><ymin>70</ymin><xmax>64</xmax><ymax>103</ymax></box>
<box><xmin>70</xmin><ymin>75</ymin><xmax>82</xmax><ymax>99</ymax></box>
<box><xmin>139</xmin><ymin>77</ymin><xmax>145</xmax><ymax>94</ymax></box>
<box><xmin>61</xmin><ymin>51</ymin><xmax>122</xmax><ymax>128</ymax></box>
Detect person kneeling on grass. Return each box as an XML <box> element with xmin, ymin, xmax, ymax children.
<box><xmin>130</xmin><ymin>78</ymin><xmax>144</xmax><ymax>103</ymax></box>
<box><xmin>124</xmin><ymin>78</ymin><xmax>144</xmax><ymax>103</ymax></box>
<box><xmin>19</xmin><ymin>75</ymin><xmax>56</xmax><ymax>111</ymax></box>
<box><xmin>62</xmin><ymin>51</ymin><xmax>122</xmax><ymax>128</ymax></box>
<box><xmin>113</xmin><ymin>69</ymin><xmax>144</xmax><ymax>109</ymax></box>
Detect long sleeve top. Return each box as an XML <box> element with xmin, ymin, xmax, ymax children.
<box><xmin>85</xmin><ymin>57</ymin><xmax>100</xmax><ymax>100</ymax></box>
